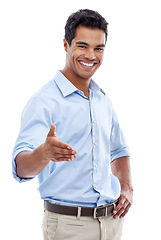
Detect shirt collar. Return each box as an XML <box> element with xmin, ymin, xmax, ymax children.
<box><xmin>54</xmin><ymin>71</ymin><xmax>77</xmax><ymax>97</ymax></box>
<box><xmin>89</xmin><ymin>79</ymin><xmax>105</xmax><ymax>95</ymax></box>
<box><xmin>54</xmin><ymin>70</ymin><xmax>105</xmax><ymax>97</ymax></box>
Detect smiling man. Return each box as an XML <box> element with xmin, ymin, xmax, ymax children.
<box><xmin>12</xmin><ymin>9</ymin><xmax>133</xmax><ymax>240</ymax></box>
<box><xmin>62</xmin><ymin>26</ymin><xmax>105</xmax><ymax>98</ymax></box>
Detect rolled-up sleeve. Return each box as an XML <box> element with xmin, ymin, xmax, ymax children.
<box><xmin>110</xmin><ymin>110</ymin><xmax>130</xmax><ymax>162</ymax></box>
<box><xmin>12</xmin><ymin>96</ymin><xmax>52</xmax><ymax>182</ymax></box>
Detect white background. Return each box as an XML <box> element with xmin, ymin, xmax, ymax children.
<box><xmin>0</xmin><ymin>0</ymin><xmax>161</xmax><ymax>239</ymax></box>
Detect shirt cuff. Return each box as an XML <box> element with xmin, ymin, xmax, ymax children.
<box><xmin>12</xmin><ymin>146</ymin><xmax>35</xmax><ymax>183</ymax></box>
<box><xmin>110</xmin><ymin>146</ymin><xmax>130</xmax><ymax>162</ymax></box>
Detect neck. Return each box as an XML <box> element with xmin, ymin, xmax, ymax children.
<box><xmin>61</xmin><ymin>68</ymin><xmax>90</xmax><ymax>98</ymax></box>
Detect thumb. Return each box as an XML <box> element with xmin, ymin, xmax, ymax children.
<box><xmin>47</xmin><ymin>123</ymin><xmax>57</xmax><ymax>138</ymax></box>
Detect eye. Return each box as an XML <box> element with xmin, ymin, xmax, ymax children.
<box><xmin>95</xmin><ymin>47</ymin><xmax>104</xmax><ymax>52</ymax></box>
<box><xmin>78</xmin><ymin>45</ymin><xmax>86</xmax><ymax>49</ymax></box>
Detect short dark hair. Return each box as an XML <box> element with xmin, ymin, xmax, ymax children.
<box><xmin>65</xmin><ymin>9</ymin><xmax>108</xmax><ymax>46</ymax></box>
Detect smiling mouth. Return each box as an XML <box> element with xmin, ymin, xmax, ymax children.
<box><xmin>78</xmin><ymin>61</ymin><xmax>97</xmax><ymax>68</ymax></box>
<box><xmin>79</xmin><ymin>61</ymin><xmax>95</xmax><ymax>67</ymax></box>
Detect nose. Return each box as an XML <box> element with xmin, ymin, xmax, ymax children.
<box><xmin>85</xmin><ymin>48</ymin><xmax>96</xmax><ymax>60</ymax></box>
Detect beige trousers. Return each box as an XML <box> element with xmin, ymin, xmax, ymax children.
<box><xmin>42</xmin><ymin>210</ymin><xmax>124</xmax><ymax>240</ymax></box>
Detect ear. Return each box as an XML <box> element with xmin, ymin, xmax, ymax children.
<box><xmin>63</xmin><ymin>38</ymin><xmax>68</xmax><ymax>52</ymax></box>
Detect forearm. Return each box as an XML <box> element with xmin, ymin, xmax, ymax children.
<box><xmin>15</xmin><ymin>144</ymin><xmax>50</xmax><ymax>179</ymax></box>
<box><xmin>15</xmin><ymin>124</ymin><xmax>77</xmax><ymax>179</ymax></box>
<box><xmin>111</xmin><ymin>156</ymin><xmax>133</xmax><ymax>191</ymax></box>
<box><xmin>111</xmin><ymin>156</ymin><xmax>133</xmax><ymax>218</ymax></box>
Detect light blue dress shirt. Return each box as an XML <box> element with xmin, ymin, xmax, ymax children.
<box><xmin>12</xmin><ymin>70</ymin><xmax>130</xmax><ymax>207</ymax></box>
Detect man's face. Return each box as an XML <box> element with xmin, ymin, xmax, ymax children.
<box><xmin>64</xmin><ymin>26</ymin><xmax>106</xmax><ymax>80</ymax></box>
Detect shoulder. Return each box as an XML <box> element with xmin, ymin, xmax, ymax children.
<box><xmin>31</xmin><ymin>79</ymin><xmax>58</xmax><ymax>99</ymax></box>
<box><xmin>30</xmin><ymin>71</ymin><xmax>67</xmax><ymax>102</ymax></box>
<box><xmin>25</xmin><ymin>72</ymin><xmax>64</xmax><ymax>106</ymax></box>
<box><xmin>21</xmin><ymin>76</ymin><xmax>63</xmax><ymax>118</ymax></box>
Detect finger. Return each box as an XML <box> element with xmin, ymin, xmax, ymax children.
<box><xmin>57</xmin><ymin>156</ymin><xmax>74</xmax><ymax>162</ymax></box>
<box><xmin>50</xmin><ymin>138</ymin><xmax>75</xmax><ymax>151</ymax></box>
<box><xmin>47</xmin><ymin>123</ymin><xmax>57</xmax><ymax>137</ymax></box>
<box><xmin>47</xmin><ymin>124</ymin><xmax>75</xmax><ymax>151</ymax></box>
<box><xmin>51</xmin><ymin>156</ymin><xmax>73</xmax><ymax>162</ymax></box>
<box><xmin>113</xmin><ymin>199</ymin><xmax>129</xmax><ymax>219</ymax></box>
<box><xmin>113</xmin><ymin>197</ymin><xmax>124</xmax><ymax>214</ymax></box>
<box><xmin>113</xmin><ymin>207</ymin><xmax>124</xmax><ymax>219</ymax></box>
<box><xmin>55</xmin><ymin>152</ymin><xmax>76</xmax><ymax>159</ymax></box>
<box><xmin>113</xmin><ymin>197</ymin><xmax>125</xmax><ymax>218</ymax></box>
<box><xmin>119</xmin><ymin>203</ymin><xmax>131</xmax><ymax>218</ymax></box>
<box><xmin>52</xmin><ymin>145</ymin><xmax>77</xmax><ymax>155</ymax></box>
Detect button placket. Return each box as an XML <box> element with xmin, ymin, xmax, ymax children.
<box><xmin>89</xmin><ymin>92</ymin><xmax>99</xmax><ymax>192</ymax></box>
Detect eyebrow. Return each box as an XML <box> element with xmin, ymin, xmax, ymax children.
<box><xmin>75</xmin><ymin>41</ymin><xmax>105</xmax><ymax>48</ymax></box>
<box><xmin>76</xmin><ymin>41</ymin><xmax>89</xmax><ymax>46</ymax></box>
<box><xmin>96</xmin><ymin>44</ymin><xmax>106</xmax><ymax>48</ymax></box>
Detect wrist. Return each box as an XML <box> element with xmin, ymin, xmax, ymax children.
<box><xmin>37</xmin><ymin>143</ymin><xmax>50</xmax><ymax>164</ymax></box>
<box><xmin>120</xmin><ymin>180</ymin><xmax>133</xmax><ymax>193</ymax></box>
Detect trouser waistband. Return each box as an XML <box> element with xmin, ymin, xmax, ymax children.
<box><xmin>44</xmin><ymin>200</ymin><xmax>119</xmax><ymax>218</ymax></box>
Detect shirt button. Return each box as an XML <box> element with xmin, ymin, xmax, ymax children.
<box><xmin>94</xmin><ymin>163</ymin><xmax>97</xmax><ymax>168</ymax></box>
<box><xmin>93</xmin><ymin>121</ymin><xmax>96</xmax><ymax>125</ymax></box>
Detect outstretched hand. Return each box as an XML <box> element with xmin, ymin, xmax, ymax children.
<box><xmin>42</xmin><ymin>123</ymin><xmax>77</xmax><ymax>162</ymax></box>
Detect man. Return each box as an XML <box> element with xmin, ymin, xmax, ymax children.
<box><xmin>12</xmin><ymin>9</ymin><xmax>133</xmax><ymax>240</ymax></box>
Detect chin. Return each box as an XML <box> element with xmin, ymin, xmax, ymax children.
<box><xmin>77</xmin><ymin>69</ymin><xmax>98</xmax><ymax>79</ymax></box>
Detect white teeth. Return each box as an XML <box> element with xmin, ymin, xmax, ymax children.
<box><xmin>80</xmin><ymin>61</ymin><xmax>94</xmax><ymax>67</ymax></box>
